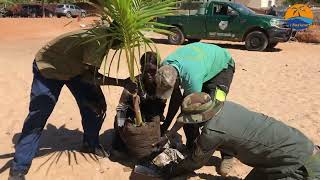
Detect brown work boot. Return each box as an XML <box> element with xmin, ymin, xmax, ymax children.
<box><xmin>218</xmin><ymin>157</ymin><xmax>235</xmax><ymax>177</ymax></box>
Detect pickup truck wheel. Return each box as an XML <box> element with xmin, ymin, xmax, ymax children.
<box><xmin>168</xmin><ymin>27</ymin><xmax>185</xmax><ymax>45</ymax></box>
<box><xmin>267</xmin><ymin>42</ymin><xmax>278</xmax><ymax>49</ymax></box>
<box><xmin>188</xmin><ymin>39</ymin><xmax>201</xmax><ymax>43</ymax></box>
<box><xmin>245</xmin><ymin>31</ymin><xmax>268</xmax><ymax>51</ymax></box>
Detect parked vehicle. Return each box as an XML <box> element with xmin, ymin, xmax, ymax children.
<box><xmin>55</xmin><ymin>4</ymin><xmax>86</xmax><ymax>18</ymax></box>
<box><xmin>0</xmin><ymin>7</ymin><xmax>7</xmax><ymax>17</ymax></box>
<box><xmin>19</xmin><ymin>4</ymin><xmax>54</xmax><ymax>18</ymax></box>
<box><xmin>157</xmin><ymin>1</ymin><xmax>292</xmax><ymax>51</ymax></box>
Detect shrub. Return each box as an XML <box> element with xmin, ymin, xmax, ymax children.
<box><xmin>295</xmin><ymin>26</ymin><xmax>320</xmax><ymax>43</ymax></box>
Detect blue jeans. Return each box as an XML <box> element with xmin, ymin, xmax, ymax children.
<box><xmin>11</xmin><ymin>61</ymin><xmax>106</xmax><ymax>173</ymax></box>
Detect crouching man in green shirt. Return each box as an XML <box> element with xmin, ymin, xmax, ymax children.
<box><xmin>9</xmin><ymin>25</ymin><xmax>135</xmax><ymax>180</ymax></box>
<box><xmin>155</xmin><ymin>42</ymin><xmax>235</xmax><ymax>175</ymax></box>
<box><xmin>153</xmin><ymin>92</ymin><xmax>320</xmax><ymax>180</ymax></box>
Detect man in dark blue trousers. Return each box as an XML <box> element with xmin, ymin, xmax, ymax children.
<box><xmin>9</xmin><ymin>27</ymin><xmax>135</xmax><ymax>180</ymax></box>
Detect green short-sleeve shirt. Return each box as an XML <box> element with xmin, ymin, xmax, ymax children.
<box><xmin>35</xmin><ymin>27</ymin><xmax>109</xmax><ymax>80</ymax></box>
<box><xmin>162</xmin><ymin>42</ymin><xmax>234</xmax><ymax>95</ymax></box>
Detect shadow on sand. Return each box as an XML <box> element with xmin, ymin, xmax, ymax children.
<box><xmin>0</xmin><ymin>123</ymin><xmax>114</xmax><ymax>175</ymax></box>
<box><xmin>1</xmin><ymin>124</ymin><xmax>242</xmax><ymax>180</ymax></box>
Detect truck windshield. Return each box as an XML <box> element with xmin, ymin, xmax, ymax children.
<box><xmin>232</xmin><ymin>3</ymin><xmax>255</xmax><ymax>15</ymax></box>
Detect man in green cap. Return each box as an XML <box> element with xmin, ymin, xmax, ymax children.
<box><xmin>9</xmin><ymin>24</ymin><xmax>136</xmax><ymax>180</ymax></box>
<box><xmin>155</xmin><ymin>42</ymin><xmax>235</xmax><ymax>175</ymax></box>
<box><xmin>153</xmin><ymin>92</ymin><xmax>320</xmax><ymax>180</ymax></box>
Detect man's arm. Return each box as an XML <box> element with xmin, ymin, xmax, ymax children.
<box><xmin>80</xmin><ymin>68</ymin><xmax>137</xmax><ymax>93</ymax></box>
<box><xmin>161</xmin><ymin>83</ymin><xmax>183</xmax><ymax>134</ymax></box>
<box><xmin>168</xmin><ymin>128</ymin><xmax>223</xmax><ymax>176</ymax></box>
<box><xmin>154</xmin><ymin>121</ymin><xmax>185</xmax><ymax>148</ymax></box>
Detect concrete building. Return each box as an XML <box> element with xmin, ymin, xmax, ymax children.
<box><xmin>235</xmin><ymin>0</ymin><xmax>276</xmax><ymax>8</ymax></box>
<box><xmin>212</xmin><ymin>0</ymin><xmax>281</xmax><ymax>8</ymax></box>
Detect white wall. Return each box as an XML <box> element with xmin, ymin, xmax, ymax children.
<box><xmin>246</xmin><ymin>1</ymin><xmax>262</xmax><ymax>9</ymax></box>
<box><xmin>239</xmin><ymin>0</ymin><xmax>276</xmax><ymax>8</ymax></box>
<box><xmin>261</xmin><ymin>0</ymin><xmax>276</xmax><ymax>8</ymax></box>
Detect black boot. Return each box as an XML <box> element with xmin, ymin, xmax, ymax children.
<box><xmin>8</xmin><ymin>169</ymin><xmax>26</xmax><ymax>180</ymax></box>
<box><xmin>80</xmin><ymin>143</ymin><xmax>109</xmax><ymax>158</ymax></box>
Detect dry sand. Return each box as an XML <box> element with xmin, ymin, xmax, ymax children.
<box><xmin>0</xmin><ymin>17</ymin><xmax>320</xmax><ymax>180</ymax></box>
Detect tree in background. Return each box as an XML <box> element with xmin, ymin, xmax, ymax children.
<box><xmin>0</xmin><ymin>0</ymin><xmax>89</xmax><ymax>17</ymax></box>
<box><xmin>284</xmin><ymin>0</ymin><xmax>320</xmax><ymax>5</ymax></box>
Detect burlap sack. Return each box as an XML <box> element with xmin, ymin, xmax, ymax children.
<box><xmin>121</xmin><ymin>116</ymin><xmax>161</xmax><ymax>159</ymax></box>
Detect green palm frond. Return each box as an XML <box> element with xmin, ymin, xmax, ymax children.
<box><xmin>292</xmin><ymin>5</ymin><xmax>306</xmax><ymax>17</ymax></box>
<box><xmin>0</xmin><ymin>0</ymin><xmax>13</xmax><ymax>4</ymax></box>
<box><xmin>83</xmin><ymin>0</ymin><xmax>177</xmax><ymax>126</ymax></box>
<box><xmin>86</xmin><ymin>0</ymin><xmax>177</xmax><ymax>81</ymax></box>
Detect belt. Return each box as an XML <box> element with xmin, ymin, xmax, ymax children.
<box><xmin>313</xmin><ymin>145</ymin><xmax>320</xmax><ymax>155</ymax></box>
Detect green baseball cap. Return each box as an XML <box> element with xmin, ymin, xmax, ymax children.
<box><xmin>177</xmin><ymin>92</ymin><xmax>223</xmax><ymax>124</ymax></box>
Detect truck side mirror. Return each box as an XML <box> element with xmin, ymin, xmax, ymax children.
<box><xmin>229</xmin><ymin>10</ymin><xmax>239</xmax><ymax>17</ymax></box>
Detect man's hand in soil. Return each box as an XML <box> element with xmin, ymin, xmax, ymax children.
<box><xmin>157</xmin><ymin>121</ymin><xmax>184</xmax><ymax>148</ymax></box>
<box><xmin>152</xmin><ymin>135</ymin><xmax>169</xmax><ymax>149</ymax></box>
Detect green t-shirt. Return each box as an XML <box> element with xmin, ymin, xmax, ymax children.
<box><xmin>35</xmin><ymin>27</ymin><xmax>109</xmax><ymax>80</ymax></box>
<box><xmin>162</xmin><ymin>42</ymin><xmax>234</xmax><ymax>95</ymax></box>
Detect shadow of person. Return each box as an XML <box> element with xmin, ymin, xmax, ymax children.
<box><xmin>128</xmin><ymin>169</ymin><xmax>242</xmax><ymax>180</ymax></box>
<box><xmin>99</xmin><ymin>129</ymin><xmax>137</xmax><ymax>169</ymax></box>
<box><xmin>0</xmin><ymin>123</ymin><xmax>102</xmax><ymax>175</ymax></box>
<box><xmin>99</xmin><ymin>129</ymin><xmax>114</xmax><ymax>150</ymax></box>
<box><xmin>196</xmin><ymin>173</ymin><xmax>242</xmax><ymax>180</ymax></box>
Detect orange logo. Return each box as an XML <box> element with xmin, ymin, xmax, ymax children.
<box><xmin>285</xmin><ymin>4</ymin><xmax>313</xmax><ymax>30</ymax></box>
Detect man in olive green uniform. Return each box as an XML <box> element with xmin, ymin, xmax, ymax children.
<box><xmin>153</xmin><ymin>92</ymin><xmax>320</xmax><ymax>180</ymax></box>
<box><xmin>9</xmin><ymin>25</ymin><xmax>134</xmax><ymax>180</ymax></box>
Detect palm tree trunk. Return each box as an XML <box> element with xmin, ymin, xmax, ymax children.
<box><xmin>133</xmin><ymin>94</ymin><xmax>143</xmax><ymax>126</ymax></box>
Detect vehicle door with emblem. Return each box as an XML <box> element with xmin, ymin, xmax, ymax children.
<box><xmin>206</xmin><ymin>2</ymin><xmax>242</xmax><ymax>41</ymax></box>
<box><xmin>184</xmin><ymin>3</ymin><xmax>207</xmax><ymax>39</ymax></box>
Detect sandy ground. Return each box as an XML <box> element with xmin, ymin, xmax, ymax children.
<box><xmin>0</xmin><ymin>17</ymin><xmax>320</xmax><ymax>180</ymax></box>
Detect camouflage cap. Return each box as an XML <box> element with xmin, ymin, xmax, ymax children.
<box><xmin>155</xmin><ymin>65</ymin><xmax>178</xmax><ymax>99</ymax></box>
<box><xmin>177</xmin><ymin>92</ymin><xmax>223</xmax><ymax>124</ymax></box>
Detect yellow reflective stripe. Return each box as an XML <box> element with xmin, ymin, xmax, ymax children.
<box><xmin>215</xmin><ymin>88</ymin><xmax>226</xmax><ymax>102</ymax></box>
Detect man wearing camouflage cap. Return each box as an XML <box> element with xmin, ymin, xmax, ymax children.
<box><xmin>153</xmin><ymin>92</ymin><xmax>320</xmax><ymax>179</ymax></box>
<box><xmin>155</xmin><ymin>42</ymin><xmax>235</xmax><ymax>175</ymax></box>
